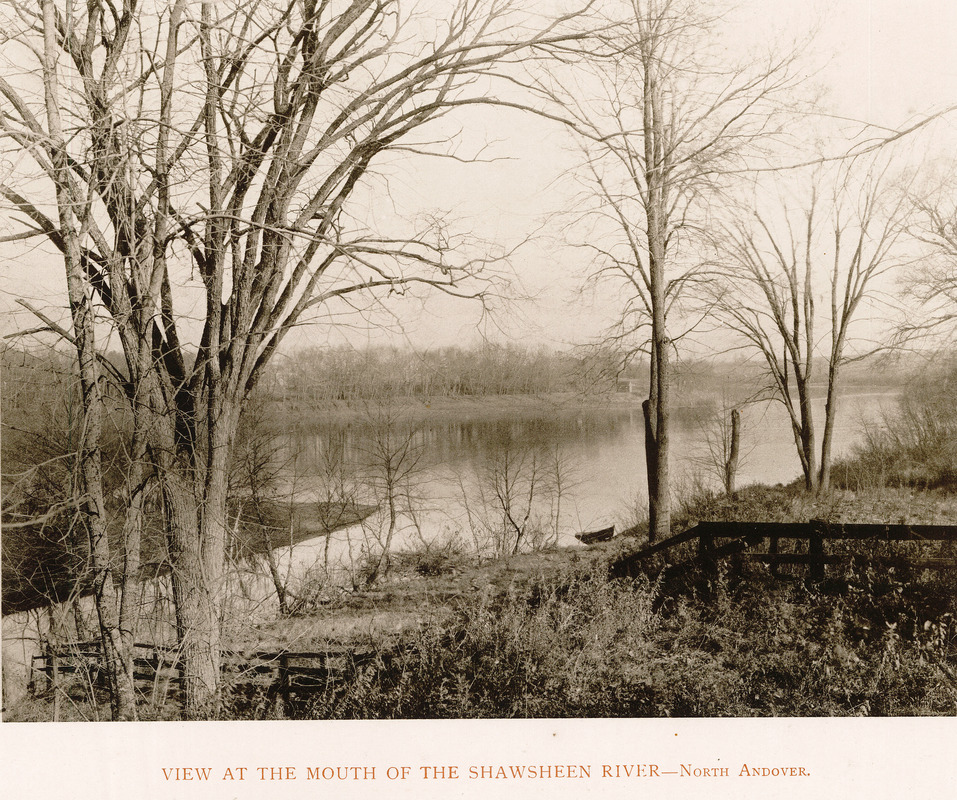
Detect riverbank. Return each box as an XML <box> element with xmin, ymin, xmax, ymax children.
<box><xmin>262</xmin><ymin>483</ymin><xmax>956</xmax><ymax>719</ymax></box>
<box><xmin>8</xmin><ymin>481</ymin><xmax>955</xmax><ymax>721</ymax></box>
<box><xmin>1</xmin><ymin>501</ymin><xmax>374</xmax><ymax>616</ymax></box>
<box><xmin>231</xmin><ymin>482</ymin><xmax>957</xmax><ymax>648</ymax></box>
<box><xmin>263</xmin><ymin>381</ymin><xmax>902</xmax><ymax>429</ymax></box>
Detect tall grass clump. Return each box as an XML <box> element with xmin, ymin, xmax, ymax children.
<box><xmin>298</xmin><ymin>564</ymin><xmax>663</xmax><ymax>719</ymax></box>
<box><xmin>833</xmin><ymin>363</ymin><xmax>957</xmax><ymax>490</ymax></box>
<box><xmin>279</xmin><ymin>556</ymin><xmax>956</xmax><ymax>719</ymax></box>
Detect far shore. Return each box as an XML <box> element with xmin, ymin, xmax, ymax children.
<box><xmin>264</xmin><ymin>383</ymin><xmax>903</xmax><ymax>427</ymax></box>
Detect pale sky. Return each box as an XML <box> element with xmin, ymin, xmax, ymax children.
<box><xmin>3</xmin><ymin>0</ymin><xmax>957</xmax><ymax>353</ymax></box>
<box><xmin>315</xmin><ymin>0</ymin><xmax>957</xmax><ymax>352</ymax></box>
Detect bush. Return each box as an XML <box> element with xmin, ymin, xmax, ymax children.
<box><xmin>286</xmin><ymin>556</ymin><xmax>957</xmax><ymax>719</ymax></box>
<box><xmin>394</xmin><ymin>536</ymin><xmax>473</xmax><ymax>577</ymax></box>
<box><xmin>833</xmin><ymin>363</ymin><xmax>957</xmax><ymax>490</ymax></box>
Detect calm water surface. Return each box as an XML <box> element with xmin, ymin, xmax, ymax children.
<box><xmin>277</xmin><ymin>392</ymin><xmax>898</xmax><ymax>560</ymax></box>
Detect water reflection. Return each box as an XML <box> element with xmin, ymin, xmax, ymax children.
<box><xmin>279</xmin><ymin>393</ymin><xmax>898</xmax><ymax>549</ymax></box>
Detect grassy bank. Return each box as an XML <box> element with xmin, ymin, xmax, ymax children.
<box><xmin>254</xmin><ymin>482</ymin><xmax>953</xmax><ymax>720</ymax></box>
<box><xmin>293</xmin><ymin>573</ymin><xmax>955</xmax><ymax>718</ymax></box>
<box><xmin>8</xmin><ymin>482</ymin><xmax>956</xmax><ymax>721</ymax></box>
<box><xmin>262</xmin><ymin>390</ymin><xmax>672</xmax><ymax>429</ymax></box>
<box><xmin>7</xmin><ymin>479</ymin><xmax>956</xmax><ymax>721</ymax></box>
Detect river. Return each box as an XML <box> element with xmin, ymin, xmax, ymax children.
<box><xmin>278</xmin><ymin>392</ymin><xmax>898</xmax><ymax>564</ymax></box>
<box><xmin>0</xmin><ymin>391</ymin><xmax>898</xmax><ymax>706</ymax></box>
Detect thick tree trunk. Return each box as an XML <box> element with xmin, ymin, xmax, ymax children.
<box><xmin>818</xmin><ymin>363</ymin><xmax>841</xmax><ymax>492</ymax></box>
<box><xmin>164</xmin><ymin>473</ymin><xmax>221</xmax><ymax>719</ymax></box>
<box><xmin>116</xmin><ymin>453</ymin><xmax>146</xmax><ymax>713</ymax></box>
<box><xmin>642</xmin><ymin>398</ymin><xmax>658</xmax><ymax>529</ymax></box>
<box><xmin>202</xmin><ymin>404</ymin><xmax>235</xmax><ymax>635</ymax></box>
<box><xmin>92</xmin><ymin>556</ymin><xmax>137</xmax><ymax>720</ymax></box>
<box><xmin>641</xmin><ymin>41</ymin><xmax>672</xmax><ymax>544</ymax></box>
<box><xmin>648</xmin><ymin>338</ymin><xmax>671</xmax><ymax>542</ymax></box>
<box><xmin>798</xmin><ymin>382</ymin><xmax>818</xmax><ymax>492</ymax></box>
<box><xmin>643</xmin><ymin>335</ymin><xmax>671</xmax><ymax>542</ymax></box>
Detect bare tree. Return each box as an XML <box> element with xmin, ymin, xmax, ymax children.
<box><xmin>533</xmin><ymin>0</ymin><xmax>802</xmax><ymax>540</ymax></box>
<box><xmin>714</xmin><ymin>155</ymin><xmax>914</xmax><ymax>491</ymax></box>
<box><xmin>357</xmin><ymin>406</ymin><xmax>423</xmax><ymax>585</ymax></box>
<box><xmin>903</xmin><ymin>166</ymin><xmax>957</xmax><ymax>343</ymax></box>
<box><xmin>458</xmin><ymin>437</ymin><xmax>567</xmax><ymax>558</ymax></box>
<box><xmin>1</xmin><ymin>0</ymin><xmax>596</xmax><ymax>717</ymax></box>
<box><xmin>693</xmin><ymin>401</ymin><xmax>743</xmax><ymax>496</ymax></box>
<box><xmin>10</xmin><ymin>0</ymin><xmax>138</xmax><ymax>719</ymax></box>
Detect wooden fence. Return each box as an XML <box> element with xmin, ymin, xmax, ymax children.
<box><xmin>612</xmin><ymin>519</ymin><xmax>957</xmax><ymax>587</ymax></box>
<box><xmin>30</xmin><ymin>640</ymin><xmax>385</xmax><ymax>704</ymax></box>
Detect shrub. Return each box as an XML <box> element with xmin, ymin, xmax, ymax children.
<box><xmin>833</xmin><ymin>362</ymin><xmax>957</xmax><ymax>490</ymax></box>
<box><xmin>288</xmin><ymin>554</ymin><xmax>957</xmax><ymax>719</ymax></box>
<box><xmin>394</xmin><ymin>536</ymin><xmax>473</xmax><ymax>577</ymax></box>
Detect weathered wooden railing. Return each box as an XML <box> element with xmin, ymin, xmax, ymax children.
<box><xmin>611</xmin><ymin>519</ymin><xmax>957</xmax><ymax>586</ymax></box>
<box><xmin>30</xmin><ymin>640</ymin><xmax>384</xmax><ymax>702</ymax></box>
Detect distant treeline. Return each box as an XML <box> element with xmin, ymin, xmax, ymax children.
<box><xmin>0</xmin><ymin>342</ymin><xmax>915</xmax><ymax>413</ymax></box>
<box><xmin>257</xmin><ymin>344</ymin><xmax>914</xmax><ymax>405</ymax></box>
<box><xmin>259</xmin><ymin>344</ymin><xmax>629</xmax><ymax>402</ymax></box>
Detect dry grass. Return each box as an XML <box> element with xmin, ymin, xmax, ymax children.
<box><xmin>283</xmin><ymin>551</ymin><xmax>957</xmax><ymax>719</ymax></box>
<box><xmin>223</xmin><ymin>484</ymin><xmax>957</xmax><ymax>719</ymax></box>
<box><xmin>9</xmin><ymin>484</ymin><xmax>957</xmax><ymax>721</ymax></box>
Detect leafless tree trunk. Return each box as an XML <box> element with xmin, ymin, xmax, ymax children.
<box><xmin>715</xmin><ymin>156</ymin><xmax>913</xmax><ymax>492</ymax></box>
<box><xmin>725</xmin><ymin>408</ymin><xmax>741</xmax><ymax>496</ymax></box>
<box><xmin>530</xmin><ymin>0</ymin><xmax>801</xmax><ymax>539</ymax></box>
<box><xmin>35</xmin><ymin>0</ymin><xmax>136</xmax><ymax>720</ymax></box>
<box><xmin>644</xmin><ymin>338</ymin><xmax>671</xmax><ymax>540</ymax></box>
<box><xmin>3</xmin><ymin>0</ymin><xmax>594</xmax><ymax>716</ymax></box>
<box><xmin>359</xmin><ymin>407</ymin><xmax>423</xmax><ymax>584</ymax></box>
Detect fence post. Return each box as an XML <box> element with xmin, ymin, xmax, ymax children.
<box><xmin>279</xmin><ymin>653</ymin><xmax>290</xmax><ymax>715</ymax></box>
<box><xmin>698</xmin><ymin>528</ymin><xmax>717</xmax><ymax>597</ymax></box>
<box><xmin>48</xmin><ymin>644</ymin><xmax>61</xmax><ymax>721</ymax></box>
<box><xmin>809</xmin><ymin>519</ymin><xmax>826</xmax><ymax>583</ymax></box>
<box><xmin>769</xmin><ymin>535</ymin><xmax>781</xmax><ymax>578</ymax></box>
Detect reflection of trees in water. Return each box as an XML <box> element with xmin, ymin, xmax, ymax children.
<box><xmin>270</xmin><ymin>395</ymin><xmax>893</xmax><ymax>542</ymax></box>
<box><xmin>289</xmin><ymin>404</ymin><xmax>724</xmax><ymax>473</ymax></box>
<box><xmin>291</xmin><ymin>410</ymin><xmax>640</xmax><ymax>469</ymax></box>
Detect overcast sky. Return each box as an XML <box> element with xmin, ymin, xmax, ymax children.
<box><xmin>3</xmin><ymin>0</ymin><xmax>957</xmax><ymax>354</ymax></box>
<box><xmin>316</xmin><ymin>0</ymin><xmax>957</xmax><ymax>353</ymax></box>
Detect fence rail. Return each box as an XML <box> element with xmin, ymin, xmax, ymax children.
<box><xmin>29</xmin><ymin>640</ymin><xmax>385</xmax><ymax>702</ymax></box>
<box><xmin>612</xmin><ymin>519</ymin><xmax>957</xmax><ymax>585</ymax></box>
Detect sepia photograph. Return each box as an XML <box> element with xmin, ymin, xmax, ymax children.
<box><xmin>1</xmin><ymin>0</ymin><xmax>956</xmax><ymax>794</ymax></box>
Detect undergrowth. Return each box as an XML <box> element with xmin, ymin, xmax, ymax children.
<box><xmin>14</xmin><ymin>540</ymin><xmax>956</xmax><ymax>721</ymax></box>
<box><xmin>831</xmin><ymin>362</ymin><xmax>957</xmax><ymax>491</ymax></box>
<box><xmin>274</xmin><ymin>557</ymin><xmax>957</xmax><ymax>720</ymax></box>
